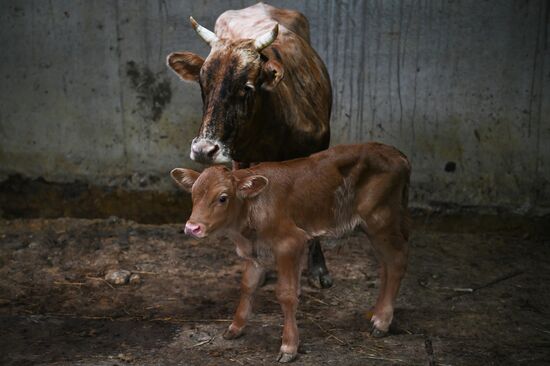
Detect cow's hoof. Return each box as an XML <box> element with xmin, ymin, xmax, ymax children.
<box><xmin>308</xmin><ymin>272</ymin><xmax>333</xmax><ymax>289</ymax></box>
<box><xmin>277</xmin><ymin>352</ymin><xmax>297</xmax><ymax>363</ymax></box>
<box><xmin>320</xmin><ymin>273</ymin><xmax>333</xmax><ymax>288</ymax></box>
<box><xmin>223</xmin><ymin>326</ymin><xmax>244</xmax><ymax>340</ymax></box>
<box><xmin>371</xmin><ymin>327</ymin><xmax>388</xmax><ymax>338</ymax></box>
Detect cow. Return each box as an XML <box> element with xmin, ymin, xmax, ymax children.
<box><xmin>167</xmin><ymin>3</ymin><xmax>333</xmax><ymax>288</ymax></box>
<box><xmin>170</xmin><ymin>142</ymin><xmax>411</xmax><ymax>363</ymax></box>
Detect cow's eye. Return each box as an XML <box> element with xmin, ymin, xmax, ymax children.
<box><xmin>244</xmin><ymin>82</ymin><xmax>255</xmax><ymax>92</ymax></box>
<box><xmin>218</xmin><ymin>194</ymin><xmax>228</xmax><ymax>204</ymax></box>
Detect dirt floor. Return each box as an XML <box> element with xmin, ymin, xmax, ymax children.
<box><xmin>1</xmin><ymin>217</ymin><xmax>549</xmax><ymax>366</ymax></box>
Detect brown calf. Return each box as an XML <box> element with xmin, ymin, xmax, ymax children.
<box><xmin>171</xmin><ymin>143</ymin><xmax>411</xmax><ymax>363</ymax></box>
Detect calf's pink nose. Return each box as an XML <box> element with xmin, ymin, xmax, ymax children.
<box><xmin>185</xmin><ymin>222</ymin><xmax>202</xmax><ymax>236</ymax></box>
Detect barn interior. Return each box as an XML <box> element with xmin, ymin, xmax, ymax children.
<box><xmin>1</xmin><ymin>1</ymin><xmax>549</xmax><ymax>365</ymax></box>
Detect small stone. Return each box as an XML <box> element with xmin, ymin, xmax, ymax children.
<box><xmin>129</xmin><ymin>273</ymin><xmax>141</xmax><ymax>284</ymax></box>
<box><xmin>193</xmin><ymin>331</ymin><xmax>211</xmax><ymax>342</ymax></box>
<box><xmin>28</xmin><ymin>241</ymin><xmax>40</xmax><ymax>249</ymax></box>
<box><xmin>117</xmin><ymin>353</ymin><xmax>134</xmax><ymax>362</ymax></box>
<box><xmin>105</xmin><ymin>270</ymin><xmax>131</xmax><ymax>285</ymax></box>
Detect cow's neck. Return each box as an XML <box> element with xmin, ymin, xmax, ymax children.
<box><xmin>232</xmin><ymin>92</ymin><xmax>287</xmax><ymax>163</ymax></box>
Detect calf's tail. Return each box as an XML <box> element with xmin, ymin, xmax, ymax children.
<box><xmin>400</xmin><ymin>159</ymin><xmax>412</xmax><ymax>242</ymax></box>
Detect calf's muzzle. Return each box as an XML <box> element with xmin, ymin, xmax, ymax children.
<box><xmin>184</xmin><ymin>221</ymin><xmax>204</xmax><ymax>238</ymax></box>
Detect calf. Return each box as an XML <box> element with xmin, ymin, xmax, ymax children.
<box><xmin>171</xmin><ymin>143</ymin><xmax>411</xmax><ymax>363</ymax></box>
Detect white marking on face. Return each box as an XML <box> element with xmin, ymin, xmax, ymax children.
<box><xmin>212</xmin><ymin>151</ymin><xmax>232</xmax><ymax>164</ymax></box>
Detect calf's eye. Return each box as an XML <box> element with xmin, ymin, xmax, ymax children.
<box><xmin>218</xmin><ymin>194</ymin><xmax>228</xmax><ymax>204</ymax></box>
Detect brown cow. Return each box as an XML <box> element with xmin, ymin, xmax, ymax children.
<box><xmin>167</xmin><ymin>3</ymin><xmax>333</xmax><ymax>288</ymax></box>
<box><xmin>167</xmin><ymin>3</ymin><xmax>330</xmax><ymax>164</ymax></box>
<box><xmin>171</xmin><ymin>143</ymin><xmax>411</xmax><ymax>363</ymax></box>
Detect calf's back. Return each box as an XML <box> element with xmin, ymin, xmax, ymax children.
<box><xmin>234</xmin><ymin>143</ymin><xmax>410</xmax><ymax>239</ymax></box>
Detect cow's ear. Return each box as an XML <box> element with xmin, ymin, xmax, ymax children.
<box><xmin>167</xmin><ymin>52</ymin><xmax>204</xmax><ymax>82</ymax></box>
<box><xmin>261</xmin><ymin>60</ymin><xmax>284</xmax><ymax>91</ymax></box>
<box><xmin>237</xmin><ymin>175</ymin><xmax>268</xmax><ymax>198</ymax></box>
<box><xmin>170</xmin><ymin>168</ymin><xmax>200</xmax><ymax>192</ymax></box>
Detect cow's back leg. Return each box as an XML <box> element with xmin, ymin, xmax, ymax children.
<box><xmin>307</xmin><ymin>238</ymin><xmax>333</xmax><ymax>288</ymax></box>
<box><xmin>359</xmin><ymin>206</ymin><xmax>408</xmax><ymax>336</ymax></box>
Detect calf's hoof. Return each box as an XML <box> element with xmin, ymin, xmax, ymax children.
<box><xmin>277</xmin><ymin>351</ymin><xmax>297</xmax><ymax>363</ymax></box>
<box><xmin>223</xmin><ymin>325</ymin><xmax>244</xmax><ymax>340</ymax></box>
<box><xmin>307</xmin><ymin>272</ymin><xmax>333</xmax><ymax>289</ymax></box>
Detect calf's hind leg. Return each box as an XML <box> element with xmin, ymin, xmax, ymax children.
<box><xmin>361</xmin><ymin>212</ymin><xmax>408</xmax><ymax>336</ymax></box>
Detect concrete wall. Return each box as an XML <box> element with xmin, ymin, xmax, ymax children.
<box><xmin>1</xmin><ymin>0</ymin><xmax>549</xmax><ymax>215</ymax></box>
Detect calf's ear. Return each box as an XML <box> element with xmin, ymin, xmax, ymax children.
<box><xmin>170</xmin><ymin>168</ymin><xmax>200</xmax><ymax>192</ymax></box>
<box><xmin>237</xmin><ymin>175</ymin><xmax>268</xmax><ymax>198</ymax></box>
<box><xmin>166</xmin><ymin>52</ymin><xmax>204</xmax><ymax>82</ymax></box>
<box><xmin>261</xmin><ymin>60</ymin><xmax>284</xmax><ymax>91</ymax></box>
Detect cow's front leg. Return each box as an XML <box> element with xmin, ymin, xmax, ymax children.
<box><xmin>224</xmin><ymin>260</ymin><xmax>264</xmax><ymax>340</ymax></box>
<box><xmin>307</xmin><ymin>238</ymin><xmax>333</xmax><ymax>288</ymax></box>
<box><xmin>274</xmin><ymin>238</ymin><xmax>306</xmax><ymax>363</ymax></box>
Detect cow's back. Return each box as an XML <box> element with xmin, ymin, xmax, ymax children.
<box><xmin>215</xmin><ymin>3</ymin><xmax>310</xmax><ymax>43</ymax></box>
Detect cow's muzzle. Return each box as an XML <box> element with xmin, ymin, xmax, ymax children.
<box><xmin>190</xmin><ymin>138</ymin><xmax>231</xmax><ymax>164</ymax></box>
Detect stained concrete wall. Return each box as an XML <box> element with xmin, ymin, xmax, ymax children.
<box><xmin>1</xmin><ymin>0</ymin><xmax>549</xmax><ymax>215</ymax></box>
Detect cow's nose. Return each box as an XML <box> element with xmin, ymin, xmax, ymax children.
<box><xmin>184</xmin><ymin>222</ymin><xmax>203</xmax><ymax>237</ymax></box>
<box><xmin>190</xmin><ymin>140</ymin><xmax>220</xmax><ymax>162</ymax></box>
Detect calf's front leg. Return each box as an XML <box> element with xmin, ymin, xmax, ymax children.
<box><xmin>224</xmin><ymin>259</ymin><xmax>264</xmax><ymax>339</ymax></box>
<box><xmin>274</xmin><ymin>238</ymin><xmax>306</xmax><ymax>363</ymax></box>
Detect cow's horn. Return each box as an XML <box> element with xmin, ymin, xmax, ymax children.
<box><xmin>189</xmin><ymin>16</ymin><xmax>219</xmax><ymax>46</ymax></box>
<box><xmin>254</xmin><ymin>23</ymin><xmax>279</xmax><ymax>52</ymax></box>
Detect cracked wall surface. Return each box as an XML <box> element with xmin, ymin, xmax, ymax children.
<box><xmin>0</xmin><ymin>0</ymin><xmax>548</xmax><ymax>215</ymax></box>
